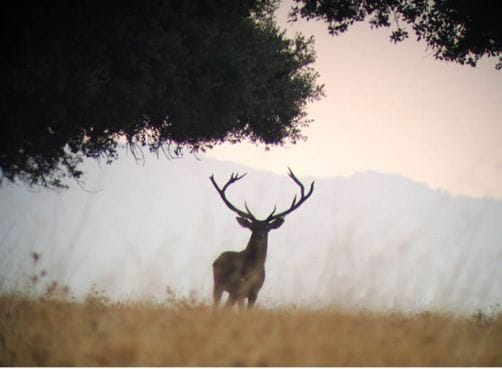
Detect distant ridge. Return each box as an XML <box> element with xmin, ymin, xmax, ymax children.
<box><xmin>0</xmin><ymin>153</ymin><xmax>500</xmax><ymax>313</ymax></box>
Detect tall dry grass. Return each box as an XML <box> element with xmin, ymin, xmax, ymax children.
<box><xmin>0</xmin><ymin>294</ymin><xmax>500</xmax><ymax>366</ymax></box>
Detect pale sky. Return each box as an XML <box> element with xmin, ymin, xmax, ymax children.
<box><xmin>207</xmin><ymin>1</ymin><xmax>502</xmax><ymax>199</ymax></box>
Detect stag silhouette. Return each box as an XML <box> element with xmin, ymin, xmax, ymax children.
<box><xmin>210</xmin><ymin>168</ymin><xmax>314</xmax><ymax>309</ymax></box>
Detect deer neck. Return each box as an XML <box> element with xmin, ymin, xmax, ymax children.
<box><xmin>244</xmin><ymin>231</ymin><xmax>268</xmax><ymax>266</ymax></box>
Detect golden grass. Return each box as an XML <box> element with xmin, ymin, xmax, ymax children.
<box><xmin>0</xmin><ymin>295</ymin><xmax>500</xmax><ymax>366</ymax></box>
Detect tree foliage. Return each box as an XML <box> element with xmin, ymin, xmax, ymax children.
<box><xmin>291</xmin><ymin>0</ymin><xmax>502</xmax><ymax>69</ymax></box>
<box><xmin>0</xmin><ymin>0</ymin><xmax>323</xmax><ymax>189</ymax></box>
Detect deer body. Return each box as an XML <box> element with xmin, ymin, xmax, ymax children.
<box><xmin>210</xmin><ymin>169</ymin><xmax>313</xmax><ymax>309</ymax></box>
<box><xmin>213</xmin><ymin>220</ymin><xmax>282</xmax><ymax>308</ymax></box>
<box><xmin>213</xmin><ymin>249</ymin><xmax>265</xmax><ymax>308</ymax></box>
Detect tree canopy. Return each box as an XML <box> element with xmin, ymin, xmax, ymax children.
<box><xmin>291</xmin><ymin>0</ymin><xmax>502</xmax><ymax>69</ymax></box>
<box><xmin>0</xmin><ymin>0</ymin><xmax>323</xmax><ymax>189</ymax></box>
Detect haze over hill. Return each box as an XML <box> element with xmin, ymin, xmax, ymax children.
<box><xmin>0</xmin><ymin>153</ymin><xmax>500</xmax><ymax>313</ymax></box>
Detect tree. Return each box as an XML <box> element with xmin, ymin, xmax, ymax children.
<box><xmin>290</xmin><ymin>0</ymin><xmax>502</xmax><ymax>69</ymax></box>
<box><xmin>0</xmin><ymin>0</ymin><xmax>323</xmax><ymax>189</ymax></box>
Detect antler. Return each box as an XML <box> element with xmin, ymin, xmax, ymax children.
<box><xmin>209</xmin><ymin>173</ymin><xmax>256</xmax><ymax>220</ymax></box>
<box><xmin>266</xmin><ymin>167</ymin><xmax>314</xmax><ymax>220</ymax></box>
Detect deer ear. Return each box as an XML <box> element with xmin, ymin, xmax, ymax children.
<box><xmin>269</xmin><ymin>218</ymin><xmax>284</xmax><ymax>229</ymax></box>
<box><xmin>236</xmin><ymin>217</ymin><xmax>253</xmax><ymax>228</ymax></box>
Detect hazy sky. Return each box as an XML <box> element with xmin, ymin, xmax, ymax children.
<box><xmin>208</xmin><ymin>1</ymin><xmax>502</xmax><ymax>199</ymax></box>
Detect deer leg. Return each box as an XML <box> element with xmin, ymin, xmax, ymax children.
<box><xmin>213</xmin><ymin>283</ymin><xmax>224</xmax><ymax>308</ymax></box>
<box><xmin>225</xmin><ymin>293</ymin><xmax>237</xmax><ymax>309</ymax></box>
<box><xmin>237</xmin><ymin>298</ymin><xmax>245</xmax><ymax>310</ymax></box>
<box><xmin>247</xmin><ymin>291</ymin><xmax>258</xmax><ymax>309</ymax></box>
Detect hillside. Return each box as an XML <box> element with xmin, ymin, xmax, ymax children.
<box><xmin>0</xmin><ymin>153</ymin><xmax>501</xmax><ymax>313</ymax></box>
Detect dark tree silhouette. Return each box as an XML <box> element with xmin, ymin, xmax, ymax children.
<box><xmin>291</xmin><ymin>0</ymin><xmax>502</xmax><ymax>69</ymax></box>
<box><xmin>0</xmin><ymin>0</ymin><xmax>323</xmax><ymax>189</ymax></box>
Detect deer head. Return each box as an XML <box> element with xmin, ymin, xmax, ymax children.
<box><xmin>209</xmin><ymin>167</ymin><xmax>314</xmax><ymax>233</ymax></box>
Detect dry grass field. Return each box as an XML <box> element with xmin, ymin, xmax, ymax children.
<box><xmin>0</xmin><ymin>294</ymin><xmax>500</xmax><ymax>366</ymax></box>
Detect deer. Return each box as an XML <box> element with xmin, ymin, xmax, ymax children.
<box><xmin>209</xmin><ymin>168</ymin><xmax>314</xmax><ymax>309</ymax></box>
